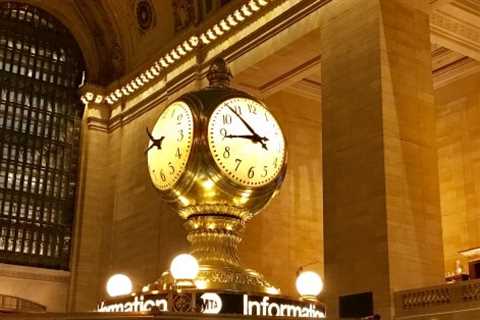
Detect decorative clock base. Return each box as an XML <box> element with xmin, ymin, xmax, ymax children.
<box><xmin>151</xmin><ymin>214</ymin><xmax>279</xmax><ymax>294</ymax></box>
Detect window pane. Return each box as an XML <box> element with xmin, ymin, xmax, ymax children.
<box><xmin>0</xmin><ymin>2</ymin><xmax>84</xmax><ymax>270</ymax></box>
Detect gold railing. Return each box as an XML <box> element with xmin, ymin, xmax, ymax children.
<box><xmin>0</xmin><ymin>294</ymin><xmax>46</xmax><ymax>313</ymax></box>
<box><xmin>394</xmin><ymin>278</ymin><xmax>480</xmax><ymax>318</ymax></box>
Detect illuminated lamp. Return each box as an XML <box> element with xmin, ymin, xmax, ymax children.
<box><xmin>170</xmin><ymin>254</ymin><xmax>199</xmax><ymax>287</ymax></box>
<box><xmin>106</xmin><ymin>274</ymin><xmax>133</xmax><ymax>297</ymax></box>
<box><xmin>296</xmin><ymin>271</ymin><xmax>323</xmax><ymax>300</ymax></box>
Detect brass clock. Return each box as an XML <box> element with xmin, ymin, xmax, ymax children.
<box><xmin>208</xmin><ymin>97</ymin><xmax>285</xmax><ymax>187</ymax></box>
<box><xmin>147</xmin><ymin>101</ymin><xmax>194</xmax><ymax>191</ymax></box>
<box><xmin>146</xmin><ymin>58</ymin><xmax>287</xmax><ymax>294</ymax></box>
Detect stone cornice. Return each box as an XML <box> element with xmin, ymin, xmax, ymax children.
<box><xmin>84</xmin><ymin>0</ymin><xmax>331</xmax><ymax>132</ymax></box>
<box><xmin>0</xmin><ymin>263</ymin><xmax>70</xmax><ymax>283</ymax></box>
<box><xmin>431</xmin><ymin>3</ymin><xmax>480</xmax><ymax>61</ymax></box>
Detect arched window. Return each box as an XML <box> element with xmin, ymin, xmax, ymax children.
<box><xmin>0</xmin><ymin>2</ymin><xmax>85</xmax><ymax>270</ymax></box>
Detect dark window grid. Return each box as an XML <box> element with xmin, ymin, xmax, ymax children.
<box><xmin>0</xmin><ymin>3</ymin><xmax>83</xmax><ymax>270</ymax></box>
<box><xmin>0</xmin><ymin>74</ymin><xmax>81</xmax><ymax>108</ymax></box>
<box><xmin>0</xmin><ymin>48</ymin><xmax>69</xmax><ymax>84</ymax></box>
<box><xmin>0</xmin><ymin>220</ymin><xmax>69</xmax><ymax>258</ymax></box>
<box><xmin>0</xmin><ymin>15</ymin><xmax>73</xmax><ymax>46</ymax></box>
<box><xmin>0</xmin><ymin>129</ymin><xmax>75</xmax><ymax>166</ymax></box>
<box><xmin>3</xmin><ymin>70</ymin><xmax>21</xmax><ymax>222</ymax></box>
<box><xmin>0</xmin><ymin>140</ymin><xmax>72</xmax><ymax>176</ymax></box>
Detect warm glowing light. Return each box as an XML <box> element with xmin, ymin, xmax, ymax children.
<box><xmin>234</xmin><ymin>10</ymin><xmax>245</xmax><ymax>21</ymax></box>
<box><xmin>200</xmin><ymin>34</ymin><xmax>210</xmax><ymax>44</ymax></box>
<box><xmin>114</xmin><ymin>89</ymin><xmax>122</xmax><ymax>98</ymax></box>
<box><xmin>266</xmin><ymin>287</ymin><xmax>280</xmax><ymax>295</ymax></box>
<box><xmin>220</xmin><ymin>19</ymin><xmax>230</xmax><ymax>31</ymax></box>
<box><xmin>165</xmin><ymin>54</ymin><xmax>174</xmax><ymax>64</ymax></box>
<box><xmin>177</xmin><ymin>45</ymin><xmax>186</xmax><ymax>56</ymax></box>
<box><xmin>189</xmin><ymin>36</ymin><xmax>199</xmax><ymax>47</ymax></box>
<box><xmin>213</xmin><ymin>24</ymin><xmax>224</xmax><ymax>36</ymax></box>
<box><xmin>160</xmin><ymin>58</ymin><xmax>169</xmax><ymax>68</ymax></box>
<box><xmin>171</xmin><ymin>49</ymin><xmax>180</xmax><ymax>60</ymax></box>
<box><xmin>170</xmin><ymin>254</ymin><xmax>199</xmax><ymax>280</ymax></box>
<box><xmin>202</xmin><ymin>178</ymin><xmax>215</xmax><ymax>190</ymax></box>
<box><xmin>296</xmin><ymin>271</ymin><xmax>323</xmax><ymax>297</ymax></box>
<box><xmin>106</xmin><ymin>274</ymin><xmax>133</xmax><ymax>297</ymax></box>
<box><xmin>249</xmin><ymin>0</ymin><xmax>260</xmax><ymax>11</ymax></box>
<box><xmin>227</xmin><ymin>14</ymin><xmax>238</xmax><ymax>26</ymax></box>
<box><xmin>85</xmin><ymin>92</ymin><xmax>94</xmax><ymax>101</ymax></box>
<box><xmin>241</xmin><ymin>5</ymin><xmax>252</xmax><ymax>16</ymax></box>
<box><xmin>207</xmin><ymin>29</ymin><xmax>217</xmax><ymax>40</ymax></box>
<box><xmin>94</xmin><ymin>95</ymin><xmax>103</xmax><ymax>104</ymax></box>
<box><xmin>194</xmin><ymin>279</ymin><xmax>208</xmax><ymax>289</ymax></box>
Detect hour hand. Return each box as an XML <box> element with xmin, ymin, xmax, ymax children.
<box><xmin>224</xmin><ymin>134</ymin><xmax>269</xmax><ymax>150</ymax></box>
<box><xmin>145</xmin><ymin>127</ymin><xmax>165</xmax><ymax>154</ymax></box>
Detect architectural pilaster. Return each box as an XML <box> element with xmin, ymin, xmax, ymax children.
<box><xmin>321</xmin><ymin>0</ymin><xmax>443</xmax><ymax>318</ymax></box>
<box><xmin>67</xmin><ymin>99</ymin><xmax>113</xmax><ymax>311</ymax></box>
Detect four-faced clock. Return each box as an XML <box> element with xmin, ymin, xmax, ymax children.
<box><xmin>208</xmin><ymin>97</ymin><xmax>286</xmax><ymax>187</ymax></box>
<box><xmin>147</xmin><ymin>101</ymin><xmax>194</xmax><ymax>190</ymax></box>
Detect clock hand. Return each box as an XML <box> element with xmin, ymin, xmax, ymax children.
<box><xmin>224</xmin><ymin>134</ymin><xmax>269</xmax><ymax>149</ymax></box>
<box><xmin>145</xmin><ymin>127</ymin><xmax>165</xmax><ymax>154</ymax></box>
<box><xmin>227</xmin><ymin>106</ymin><xmax>269</xmax><ymax>150</ymax></box>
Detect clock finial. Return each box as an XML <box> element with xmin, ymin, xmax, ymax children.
<box><xmin>207</xmin><ymin>57</ymin><xmax>232</xmax><ymax>88</ymax></box>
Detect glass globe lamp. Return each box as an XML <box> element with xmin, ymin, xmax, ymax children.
<box><xmin>106</xmin><ymin>274</ymin><xmax>133</xmax><ymax>297</ymax></box>
<box><xmin>296</xmin><ymin>271</ymin><xmax>323</xmax><ymax>300</ymax></box>
<box><xmin>170</xmin><ymin>253</ymin><xmax>199</xmax><ymax>288</ymax></box>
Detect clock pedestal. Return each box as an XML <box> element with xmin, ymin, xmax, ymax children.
<box><xmin>186</xmin><ymin>214</ymin><xmax>277</xmax><ymax>293</ymax></box>
<box><xmin>155</xmin><ymin>213</ymin><xmax>278</xmax><ymax>294</ymax></box>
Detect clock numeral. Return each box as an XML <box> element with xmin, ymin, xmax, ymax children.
<box><xmin>220</xmin><ymin>128</ymin><xmax>227</xmax><ymax>138</ymax></box>
<box><xmin>168</xmin><ymin>162</ymin><xmax>175</xmax><ymax>174</ymax></box>
<box><xmin>223</xmin><ymin>114</ymin><xmax>232</xmax><ymax>125</ymax></box>
<box><xmin>233</xmin><ymin>105</ymin><xmax>242</xmax><ymax>115</ymax></box>
<box><xmin>176</xmin><ymin>147</ymin><xmax>182</xmax><ymax>159</ymax></box>
<box><xmin>223</xmin><ymin>146</ymin><xmax>230</xmax><ymax>159</ymax></box>
<box><xmin>264</xmin><ymin>112</ymin><xmax>269</xmax><ymax>122</ymax></box>
<box><xmin>248</xmin><ymin>166</ymin><xmax>255</xmax><ymax>179</ymax></box>
<box><xmin>274</xmin><ymin>158</ymin><xmax>278</xmax><ymax>168</ymax></box>
<box><xmin>170</xmin><ymin>109</ymin><xmax>176</xmax><ymax>118</ymax></box>
<box><xmin>248</xmin><ymin>104</ymin><xmax>257</xmax><ymax>114</ymax></box>
<box><xmin>176</xmin><ymin>113</ymin><xmax>183</xmax><ymax>125</ymax></box>
<box><xmin>234</xmin><ymin>158</ymin><xmax>242</xmax><ymax>171</ymax></box>
<box><xmin>177</xmin><ymin>129</ymin><xmax>184</xmax><ymax>142</ymax></box>
<box><xmin>262</xmin><ymin>166</ymin><xmax>268</xmax><ymax>177</ymax></box>
<box><xmin>160</xmin><ymin>169</ymin><xmax>166</xmax><ymax>182</ymax></box>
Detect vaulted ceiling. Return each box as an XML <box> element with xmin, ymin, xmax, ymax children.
<box><xmin>2</xmin><ymin>0</ymin><xmax>479</xmax><ymax>92</ymax></box>
<box><xmin>0</xmin><ymin>0</ymin><xmax>176</xmax><ymax>85</ymax></box>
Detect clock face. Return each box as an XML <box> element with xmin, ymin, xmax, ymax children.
<box><xmin>208</xmin><ymin>97</ymin><xmax>285</xmax><ymax>187</ymax></box>
<box><xmin>147</xmin><ymin>101</ymin><xmax>194</xmax><ymax>190</ymax></box>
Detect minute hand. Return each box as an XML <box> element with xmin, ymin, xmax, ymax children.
<box><xmin>227</xmin><ymin>106</ymin><xmax>269</xmax><ymax>150</ymax></box>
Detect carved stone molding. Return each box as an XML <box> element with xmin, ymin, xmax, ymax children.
<box><xmin>0</xmin><ymin>263</ymin><xmax>70</xmax><ymax>283</ymax></box>
<box><xmin>431</xmin><ymin>1</ymin><xmax>480</xmax><ymax>61</ymax></box>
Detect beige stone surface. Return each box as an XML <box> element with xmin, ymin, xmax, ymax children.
<box><xmin>321</xmin><ymin>0</ymin><xmax>443</xmax><ymax>318</ymax></box>
<box><xmin>435</xmin><ymin>72</ymin><xmax>480</xmax><ymax>274</ymax></box>
<box><xmin>240</xmin><ymin>90</ymin><xmax>323</xmax><ymax>297</ymax></box>
<box><xmin>0</xmin><ymin>263</ymin><xmax>69</xmax><ymax>312</ymax></box>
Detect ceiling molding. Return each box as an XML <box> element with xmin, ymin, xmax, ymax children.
<box><xmin>431</xmin><ymin>2</ymin><xmax>480</xmax><ymax>61</ymax></box>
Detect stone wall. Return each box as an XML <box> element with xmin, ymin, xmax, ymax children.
<box><xmin>435</xmin><ymin>72</ymin><xmax>480</xmax><ymax>274</ymax></box>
